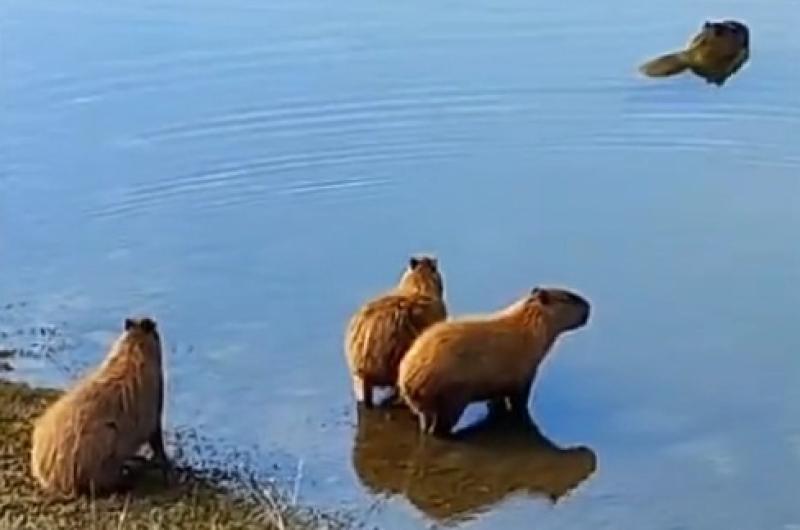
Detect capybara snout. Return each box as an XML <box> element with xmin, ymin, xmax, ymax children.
<box><xmin>529</xmin><ymin>287</ymin><xmax>590</xmax><ymax>332</ymax></box>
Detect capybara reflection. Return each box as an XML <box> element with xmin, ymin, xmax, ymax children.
<box><xmin>399</xmin><ymin>287</ymin><xmax>590</xmax><ymax>436</ymax></box>
<box><xmin>30</xmin><ymin>317</ymin><xmax>168</xmax><ymax>497</ymax></box>
<box><xmin>640</xmin><ymin>20</ymin><xmax>750</xmax><ymax>85</ymax></box>
<box><xmin>345</xmin><ymin>256</ymin><xmax>447</xmax><ymax>407</ymax></box>
<box><xmin>352</xmin><ymin>407</ymin><xmax>597</xmax><ymax>523</ymax></box>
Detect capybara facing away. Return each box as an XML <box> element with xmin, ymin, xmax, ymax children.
<box><xmin>30</xmin><ymin>317</ymin><xmax>168</xmax><ymax>498</ymax></box>
<box><xmin>398</xmin><ymin>287</ymin><xmax>590</xmax><ymax>436</ymax></box>
<box><xmin>345</xmin><ymin>256</ymin><xmax>447</xmax><ymax>408</ymax></box>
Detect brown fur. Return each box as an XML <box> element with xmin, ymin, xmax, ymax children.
<box><xmin>345</xmin><ymin>256</ymin><xmax>447</xmax><ymax>408</ymax></box>
<box><xmin>398</xmin><ymin>287</ymin><xmax>590</xmax><ymax>436</ymax></box>
<box><xmin>640</xmin><ymin>20</ymin><xmax>750</xmax><ymax>86</ymax></box>
<box><xmin>30</xmin><ymin>317</ymin><xmax>168</xmax><ymax>498</ymax></box>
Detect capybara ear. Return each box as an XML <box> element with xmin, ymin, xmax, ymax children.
<box><xmin>531</xmin><ymin>287</ymin><xmax>550</xmax><ymax>305</ymax></box>
<box><xmin>139</xmin><ymin>318</ymin><xmax>157</xmax><ymax>334</ymax></box>
<box><xmin>428</xmin><ymin>257</ymin><xmax>438</xmax><ymax>270</ymax></box>
<box><xmin>703</xmin><ymin>20</ymin><xmax>712</xmax><ymax>29</ymax></box>
<box><xmin>124</xmin><ymin>318</ymin><xmax>136</xmax><ymax>331</ymax></box>
<box><xmin>409</xmin><ymin>257</ymin><xmax>420</xmax><ymax>269</ymax></box>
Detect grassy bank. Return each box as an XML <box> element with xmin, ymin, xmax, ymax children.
<box><xmin>0</xmin><ymin>378</ymin><xmax>349</xmax><ymax>530</ymax></box>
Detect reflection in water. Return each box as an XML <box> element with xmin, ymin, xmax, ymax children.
<box><xmin>352</xmin><ymin>407</ymin><xmax>597</xmax><ymax>524</ymax></box>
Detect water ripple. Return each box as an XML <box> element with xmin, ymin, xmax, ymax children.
<box><xmin>131</xmin><ymin>90</ymin><xmax>516</xmax><ymax>143</ymax></box>
<box><xmin>88</xmin><ymin>144</ymin><xmax>458</xmax><ymax>218</ymax></box>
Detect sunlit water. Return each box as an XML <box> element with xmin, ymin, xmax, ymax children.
<box><xmin>2</xmin><ymin>0</ymin><xmax>799</xmax><ymax>528</ymax></box>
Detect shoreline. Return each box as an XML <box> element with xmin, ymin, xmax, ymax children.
<box><xmin>0</xmin><ymin>377</ymin><xmax>350</xmax><ymax>530</ymax></box>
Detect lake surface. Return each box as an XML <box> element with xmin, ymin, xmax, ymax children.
<box><xmin>2</xmin><ymin>0</ymin><xmax>799</xmax><ymax>528</ymax></box>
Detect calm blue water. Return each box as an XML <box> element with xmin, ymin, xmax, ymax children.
<box><xmin>2</xmin><ymin>0</ymin><xmax>799</xmax><ymax>528</ymax></box>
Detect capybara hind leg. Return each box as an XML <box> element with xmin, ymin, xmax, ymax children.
<box><xmin>117</xmin><ymin>460</ymin><xmax>146</xmax><ymax>494</ymax></box>
<box><xmin>417</xmin><ymin>412</ymin><xmax>436</xmax><ymax>434</ymax></box>
<box><xmin>85</xmin><ymin>460</ymin><xmax>127</xmax><ymax>497</ymax></box>
<box><xmin>432</xmin><ymin>400</ymin><xmax>465</xmax><ymax>438</ymax></box>
<box><xmin>352</xmin><ymin>376</ymin><xmax>374</xmax><ymax>408</ymax></box>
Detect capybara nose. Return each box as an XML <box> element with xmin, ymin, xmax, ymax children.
<box><xmin>573</xmin><ymin>299</ymin><xmax>590</xmax><ymax>328</ymax></box>
<box><xmin>579</xmin><ymin>305</ymin><xmax>590</xmax><ymax>326</ymax></box>
<box><xmin>569</xmin><ymin>293</ymin><xmax>591</xmax><ymax>325</ymax></box>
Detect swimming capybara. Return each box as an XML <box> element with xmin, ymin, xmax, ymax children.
<box><xmin>345</xmin><ymin>256</ymin><xmax>447</xmax><ymax>408</ymax></box>
<box><xmin>398</xmin><ymin>287</ymin><xmax>590</xmax><ymax>436</ymax></box>
<box><xmin>30</xmin><ymin>317</ymin><xmax>168</xmax><ymax>497</ymax></box>
<box><xmin>640</xmin><ymin>20</ymin><xmax>750</xmax><ymax>85</ymax></box>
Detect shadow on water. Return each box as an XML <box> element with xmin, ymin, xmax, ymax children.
<box><xmin>351</xmin><ymin>406</ymin><xmax>597</xmax><ymax>524</ymax></box>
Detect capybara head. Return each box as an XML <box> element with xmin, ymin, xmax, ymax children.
<box><xmin>527</xmin><ymin>287</ymin><xmax>590</xmax><ymax>333</ymax></box>
<box><xmin>123</xmin><ymin>316</ymin><xmax>161</xmax><ymax>354</ymax></box>
<box><xmin>398</xmin><ymin>255</ymin><xmax>444</xmax><ymax>297</ymax></box>
<box><xmin>696</xmin><ymin>20</ymin><xmax>749</xmax><ymax>53</ymax></box>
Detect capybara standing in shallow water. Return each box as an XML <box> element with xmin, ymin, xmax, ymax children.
<box><xmin>345</xmin><ymin>256</ymin><xmax>447</xmax><ymax>408</ymax></box>
<box><xmin>31</xmin><ymin>317</ymin><xmax>168</xmax><ymax>497</ymax></box>
<box><xmin>398</xmin><ymin>287</ymin><xmax>590</xmax><ymax>436</ymax></box>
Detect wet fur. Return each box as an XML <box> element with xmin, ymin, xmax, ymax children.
<box><xmin>640</xmin><ymin>20</ymin><xmax>750</xmax><ymax>85</ymax></box>
<box><xmin>398</xmin><ymin>288</ymin><xmax>590</xmax><ymax>437</ymax></box>
<box><xmin>30</xmin><ymin>317</ymin><xmax>167</xmax><ymax>498</ymax></box>
<box><xmin>345</xmin><ymin>256</ymin><xmax>447</xmax><ymax>408</ymax></box>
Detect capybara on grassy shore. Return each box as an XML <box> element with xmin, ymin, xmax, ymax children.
<box><xmin>30</xmin><ymin>317</ymin><xmax>168</xmax><ymax>497</ymax></box>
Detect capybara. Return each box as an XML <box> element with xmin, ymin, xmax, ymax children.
<box><xmin>345</xmin><ymin>256</ymin><xmax>447</xmax><ymax>408</ymax></box>
<box><xmin>640</xmin><ymin>20</ymin><xmax>750</xmax><ymax>85</ymax></box>
<box><xmin>30</xmin><ymin>317</ymin><xmax>168</xmax><ymax>497</ymax></box>
<box><xmin>398</xmin><ymin>287</ymin><xmax>590</xmax><ymax>436</ymax></box>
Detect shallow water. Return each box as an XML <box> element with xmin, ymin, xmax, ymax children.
<box><xmin>2</xmin><ymin>0</ymin><xmax>800</xmax><ymax>528</ymax></box>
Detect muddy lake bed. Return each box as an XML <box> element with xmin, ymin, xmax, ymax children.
<box><xmin>2</xmin><ymin>0</ymin><xmax>800</xmax><ymax>528</ymax></box>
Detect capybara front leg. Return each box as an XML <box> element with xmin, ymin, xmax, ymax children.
<box><xmin>417</xmin><ymin>411</ymin><xmax>436</xmax><ymax>434</ymax></box>
<box><xmin>488</xmin><ymin>397</ymin><xmax>513</xmax><ymax>416</ymax></box>
<box><xmin>149</xmin><ymin>424</ymin><xmax>168</xmax><ymax>463</ymax></box>
<box><xmin>148</xmin><ymin>424</ymin><xmax>171</xmax><ymax>484</ymax></box>
<box><xmin>509</xmin><ymin>384</ymin><xmax>532</xmax><ymax>416</ymax></box>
